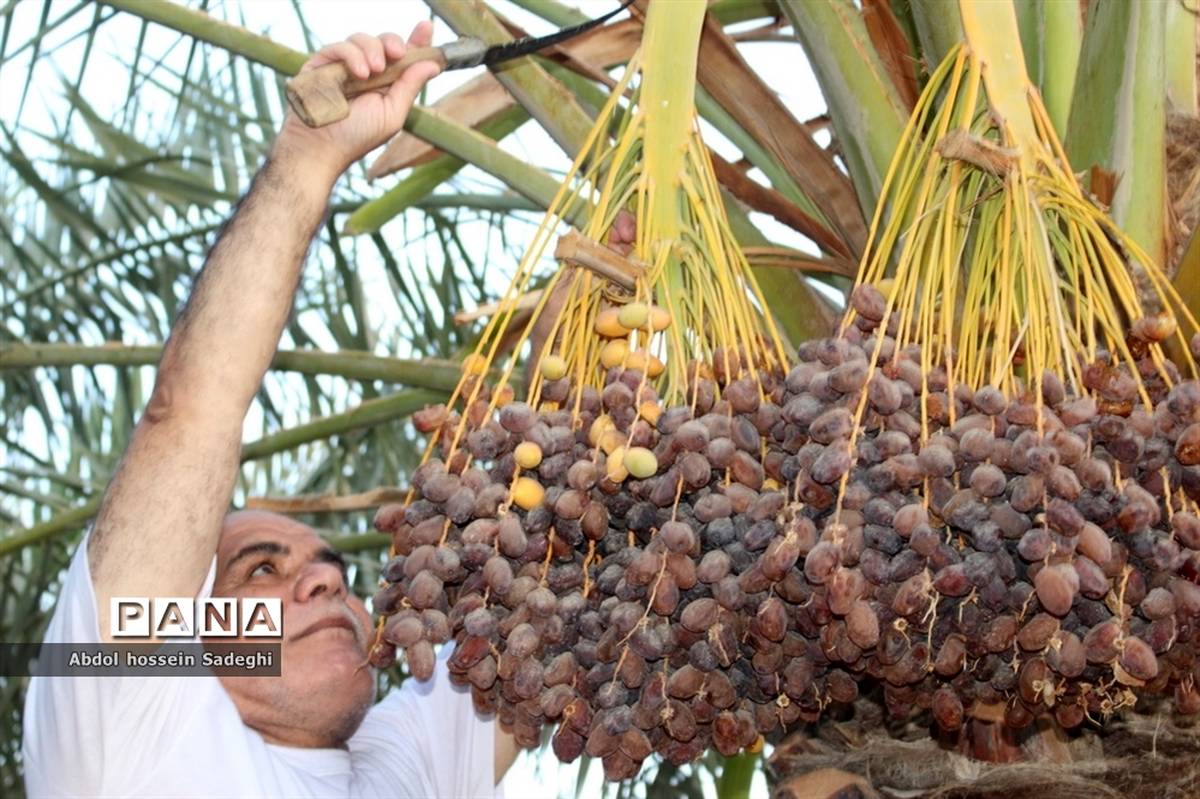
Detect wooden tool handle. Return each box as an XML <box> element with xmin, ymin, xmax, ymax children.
<box><xmin>285</xmin><ymin>46</ymin><xmax>446</xmax><ymax>128</ymax></box>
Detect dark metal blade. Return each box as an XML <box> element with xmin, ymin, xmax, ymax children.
<box><xmin>479</xmin><ymin>0</ymin><xmax>636</xmax><ymax>67</ymax></box>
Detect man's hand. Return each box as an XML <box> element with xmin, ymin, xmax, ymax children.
<box><xmin>276</xmin><ymin>24</ymin><xmax>441</xmax><ymax>182</ymax></box>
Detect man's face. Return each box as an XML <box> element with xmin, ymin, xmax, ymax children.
<box><xmin>211</xmin><ymin>510</ymin><xmax>375</xmax><ymax>748</ymax></box>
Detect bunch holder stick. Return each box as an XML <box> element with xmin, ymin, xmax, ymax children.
<box><xmin>554</xmin><ymin>229</ymin><xmax>646</xmax><ymax>292</ymax></box>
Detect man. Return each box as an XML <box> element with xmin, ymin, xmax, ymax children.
<box><xmin>22</xmin><ymin>25</ymin><xmax>517</xmax><ymax>798</ymax></box>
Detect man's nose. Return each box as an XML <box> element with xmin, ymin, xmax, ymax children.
<box><xmin>294</xmin><ymin>560</ymin><xmax>347</xmax><ymax>603</ymax></box>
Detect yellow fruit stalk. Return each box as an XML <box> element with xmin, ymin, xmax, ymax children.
<box><xmin>841</xmin><ymin>0</ymin><xmax>1199</xmax><ymax>417</ymax></box>
<box><xmin>439</xmin><ymin>0</ymin><xmax>786</xmax><ymax>421</ymax></box>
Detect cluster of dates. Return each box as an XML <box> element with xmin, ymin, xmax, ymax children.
<box><xmin>369</xmin><ymin>285</ymin><xmax>1200</xmax><ymax>780</ymax></box>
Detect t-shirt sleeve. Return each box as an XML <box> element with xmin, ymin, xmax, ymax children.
<box><xmin>22</xmin><ymin>533</ymin><xmax>227</xmax><ymax>798</ymax></box>
<box><xmin>348</xmin><ymin>644</ymin><xmax>498</xmax><ymax>799</ymax></box>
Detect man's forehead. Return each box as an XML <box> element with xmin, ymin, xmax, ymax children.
<box><xmin>217</xmin><ymin>511</ymin><xmax>322</xmax><ymax>561</ymax></box>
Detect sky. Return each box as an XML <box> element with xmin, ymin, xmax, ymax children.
<box><xmin>2</xmin><ymin>1</ymin><xmax>831</xmax><ymax>795</ymax></box>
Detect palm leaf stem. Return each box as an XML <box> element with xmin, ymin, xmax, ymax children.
<box><xmin>0</xmin><ymin>344</ymin><xmax>467</xmax><ymax>391</ymax></box>
<box><xmin>1066</xmin><ymin>0</ymin><xmax>1167</xmax><ymax>267</ymax></box>
<box><xmin>1</xmin><ymin>388</ymin><xmax>448</xmax><ymax>557</ymax></box>
<box><xmin>98</xmin><ymin>0</ymin><xmax>306</xmax><ymax>73</ymax></box>
<box><xmin>778</xmin><ymin>0</ymin><xmax>909</xmax><ymax>216</ymax></box>
<box><xmin>425</xmin><ymin>0</ymin><xmax>594</xmax><ymax>158</ymax></box>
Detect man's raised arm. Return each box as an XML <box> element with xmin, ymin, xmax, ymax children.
<box><xmin>89</xmin><ymin>28</ymin><xmax>441</xmax><ymax>642</ymax></box>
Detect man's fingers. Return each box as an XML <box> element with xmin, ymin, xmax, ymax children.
<box><xmin>294</xmin><ymin>26</ymin><xmax>438</xmax><ymax>147</ymax></box>
<box><xmin>407</xmin><ymin>20</ymin><xmax>434</xmax><ymax>49</ymax></box>
<box><xmin>348</xmin><ymin>33</ymin><xmax>386</xmax><ymax>73</ymax></box>
<box><xmin>376</xmin><ymin>22</ymin><xmax>440</xmax><ymax>119</ymax></box>
<box><xmin>380</xmin><ymin>32</ymin><xmax>406</xmax><ymax>61</ymax></box>
<box><xmin>301</xmin><ymin>41</ymin><xmax>370</xmax><ymax>78</ymax></box>
<box><xmin>382</xmin><ymin>59</ymin><xmax>441</xmax><ymax>122</ymax></box>
<box><xmin>300</xmin><ymin>33</ymin><xmax>399</xmax><ymax>78</ymax></box>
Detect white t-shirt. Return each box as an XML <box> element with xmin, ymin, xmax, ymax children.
<box><xmin>22</xmin><ymin>537</ymin><xmax>497</xmax><ymax>798</ymax></box>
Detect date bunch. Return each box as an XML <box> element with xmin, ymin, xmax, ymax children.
<box><xmin>369</xmin><ymin>288</ymin><xmax>1200</xmax><ymax>780</ymax></box>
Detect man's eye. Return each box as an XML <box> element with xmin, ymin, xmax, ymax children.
<box><xmin>250</xmin><ymin>562</ymin><xmax>275</xmax><ymax>578</ymax></box>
